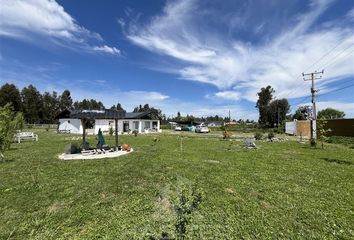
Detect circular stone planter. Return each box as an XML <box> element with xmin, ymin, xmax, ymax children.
<box><xmin>58</xmin><ymin>149</ymin><xmax>133</xmax><ymax>160</ymax></box>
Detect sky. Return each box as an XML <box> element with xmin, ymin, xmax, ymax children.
<box><xmin>0</xmin><ymin>0</ymin><xmax>353</xmax><ymax>120</ymax></box>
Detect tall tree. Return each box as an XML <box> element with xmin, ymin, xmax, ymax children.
<box><xmin>318</xmin><ymin>108</ymin><xmax>345</xmax><ymax>119</ymax></box>
<box><xmin>59</xmin><ymin>90</ymin><xmax>73</xmax><ymax>111</ymax></box>
<box><xmin>42</xmin><ymin>91</ymin><xmax>59</xmax><ymax>123</ymax></box>
<box><xmin>0</xmin><ymin>83</ymin><xmax>22</xmax><ymax>112</ymax></box>
<box><xmin>116</xmin><ymin>103</ymin><xmax>124</xmax><ymax>111</ymax></box>
<box><xmin>292</xmin><ymin>106</ymin><xmax>309</xmax><ymax>120</ymax></box>
<box><xmin>256</xmin><ymin>86</ymin><xmax>274</xmax><ymax>127</ymax></box>
<box><xmin>110</xmin><ymin>103</ymin><xmax>125</xmax><ymax>111</ymax></box>
<box><xmin>21</xmin><ymin>85</ymin><xmax>42</xmax><ymax>123</ymax></box>
<box><xmin>268</xmin><ymin>98</ymin><xmax>290</xmax><ymax>127</ymax></box>
<box><xmin>73</xmin><ymin>99</ymin><xmax>105</xmax><ymax>110</ymax></box>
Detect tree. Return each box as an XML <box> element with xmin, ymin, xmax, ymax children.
<box><xmin>42</xmin><ymin>91</ymin><xmax>59</xmax><ymax>123</ymax></box>
<box><xmin>73</xmin><ymin>99</ymin><xmax>105</xmax><ymax>110</ymax></box>
<box><xmin>0</xmin><ymin>83</ymin><xmax>22</xmax><ymax>112</ymax></box>
<box><xmin>256</xmin><ymin>86</ymin><xmax>274</xmax><ymax>127</ymax></box>
<box><xmin>59</xmin><ymin>90</ymin><xmax>73</xmax><ymax>111</ymax></box>
<box><xmin>292</xmin><ymin>106</ymin><xmax>309</xmax><ymax>120</ymax></box>
<box><xmin>0</xmin><ymin>103</ymin><xmax>24</xmax><ymax>161</ymax></box>
<box><xmin>21</xmin><ymin>85</ymin><xmax>42</xmax><ymax>123</ymax></box>
<box><xmin>318</xmin><ymin>108</ymin><xmax>345</xmax><ymax>119</ymax></box>
<box><xmin>268</xmin><ymin>98</ymin><xmax>290</xmax><ymax>127</ymax></box>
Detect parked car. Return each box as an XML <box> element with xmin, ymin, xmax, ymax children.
<box><xmin>175</xmin><ymin>126</ymin><xmax>182</xmax><ymax>131</ymax></box>
<box><xmin>195</xmin><ymin>125</ymin><xmax>209</xmax><ymax>133</ymax></box>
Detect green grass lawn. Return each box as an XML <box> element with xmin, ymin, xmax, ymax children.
<box><xmin>1</xmin><ymin>129</ymin><xmax>354</xmax><ymax>239</ymax></box>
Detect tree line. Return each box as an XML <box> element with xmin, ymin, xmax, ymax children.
<box><xmin>255</xmin><ymin>85</ymin><xmax>345</xmax><ymax>128</ymax></box>
<box><xmin>0</xmin><ymin>83</ymin><xmax>166</xmax><ymax>124</ymax></box>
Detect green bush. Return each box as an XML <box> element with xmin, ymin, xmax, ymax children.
<box><xmin>160</xmin><ymin>125</ymin><xmax>171</xmax><ymax>130</ymax></box>
<box><xmin>310</xmin><ymin>139</ymin><xmax>317</xmax><ymax>147</ymax></box>
<box><xmin>109</xmin><ymin>127</ymin><xmax>114</xmax><ymax>136</ymax></box>
<box><xmin>326</xmin><ymin>136</ymin><xmax>354</xmax><ymax>146</ymax></box>
<box><xmin>254</xmin><ymin>132</ymin><xmax>263</xmax><ymax>140</ymax></box>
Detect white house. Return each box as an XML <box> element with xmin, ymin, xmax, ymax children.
<box><xmin>57</xmin><ymin>109</ymin><xmax>161</xmax><ymax>134</ymax></box>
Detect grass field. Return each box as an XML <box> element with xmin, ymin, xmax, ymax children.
<box><xmin>1</xmin><ymin>129</ymin><xmax>354</xmax><ymax>239</ymax></box>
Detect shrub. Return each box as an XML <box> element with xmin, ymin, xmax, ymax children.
<box><xmin>325</xmin><ymin>136</ymin><xmax>354</xmax><ymax>146</ymax></box>
<box><xmin>223</xmin><ymin>131</ymin><xmax>232</xmax><ymax>139</ymax></box>
<box><xmin>109</xmin><ymin>127</ymin><xmax>114</xmax><ymax>136</ymax></box>
<box><xmin>310</xmin><ymin>138</ymin><xmax>317</xmax><ymax>147</ymax></box>
<box><xmin>254</xmin><ymin>132</ymin><xmax>263</xmax><ymax>140</ymax></box>
<box><xmin>268</xmin><ymin>132</ymin><xmax>275</xmax><ymax>139</ymax></box>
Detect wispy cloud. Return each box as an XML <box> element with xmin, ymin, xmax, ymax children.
<box><xmin>123</xmin><ymin>0</ymin><xmax>354</xmax><ymax>102</ymax></box>
<box><xmin>0</xmin><ymin>0</ymin><xmax>120</xmax><ymax>55</ymax></box>
<box><xmin>92</xmin><ymin>45</ymin><xmax>121</xmax><ymax>55</ymax></box>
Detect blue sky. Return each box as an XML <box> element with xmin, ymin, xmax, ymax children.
<box><xmin>0</xmin><ymin>0</ymin><xmax>353</xmax><ymax>119</ymax></box>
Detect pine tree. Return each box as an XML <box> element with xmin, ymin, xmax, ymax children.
<box><xmin>59</xmin><ymin>90</ymin><xmax>73</xmax><ymax>111</ymax></box>
<box><xmin>0</xmin><ymin>83</ymin><xmax>22</xmax><ymax>112</ymax></box>
<box><xmin>21</xmin><ymin>85</ymin><xmax>42</xmax><ymax>123</ymax></box>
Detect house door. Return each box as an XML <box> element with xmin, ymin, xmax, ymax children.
<box><xmin>123</xmin><ymin>121</ymin><xmax>129</xmax><ymax>132</ymax></box>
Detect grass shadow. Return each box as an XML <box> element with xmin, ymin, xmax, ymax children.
<box><xmin>322</xmin><ymin>158</ymin><xmax>353</xmax><ymax>165</ymax></box>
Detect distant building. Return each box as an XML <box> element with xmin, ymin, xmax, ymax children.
<box><xmin>207</xmin><ymin>121</ymin><xmax>224</xmax><ymax>127</ymax></box>
<box><xmin>224</xmin><ymin>121</ymin><xmax>237</xmax><ymax>126</ymax></box>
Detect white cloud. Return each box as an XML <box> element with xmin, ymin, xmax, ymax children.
<box><xmin>124</xmin><ymin>91</ymin><xmax>169</xmax><ymax>101</ymax></box>
<box><xmin>124</xmin><ymin>0</ymin><xmax>354</xmax><ymax>102</ymax></box>
<box><xmin>0</xmin><ymin>0</ymin><xmax>120</xmax><ymax>55</ymax></box>
<box><xmin>93</xmin><ymin>45</ymin><xmax>121</xmax><ymax>55</ymax></box>
<box><xmin>209</xmin><ymin>91</ymin><xmax>241</xmax><ymax>101</ymax></box>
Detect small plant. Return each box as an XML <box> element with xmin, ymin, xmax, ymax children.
<box><xmin>133</xmin><ymin>130</ymin><xmax>138</xmax><ymax>136</ymax></box>
<box><xmin>172</xmin><ymin>182</ymin><xmax>202</xmax><ymax>239</ymax></box>
<box><xmin>317</xmin><ymin>120</ymin><xmax>331</xmax><ymax>149</ymax></box>
<box><xmin>109</xmin><ymin>127</ymin><xmax>114</xmax><ymax>136</ymax></box>
<box><xmin>254</xmin><ymin>132</ymin><xmax>263</xmax><ymax>140</ymax></box>
<box><xmin>267</xmin><ymin>132</ymin><xmax>275</xmax><ymax>139</ymax></box>
<box><xmin>310</xmin><ymin>138</ymin><xmax>317</xmax><ymax>147</ymax></box>
<box><xmin>223</xmin><ymin>130</ymin><xmax>232</xmax><ymax>139</ymax></box>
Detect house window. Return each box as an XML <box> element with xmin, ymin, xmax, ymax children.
<box><xmin>133</xmin><ymin>121</ymin><xmax>139</xmax><ymax>130</ymax></box>
<box><xmin>152</xmin><ymin>121</ymin><xmax>158</xmax><ymax>129</ymax></box>
<box><xmin>144</xmin><ymin>121</ymin><xmax>151</xmax><ymax>129</ymax></box>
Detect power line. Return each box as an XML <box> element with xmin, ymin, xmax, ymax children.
<box><xmin>303</xmin><ymin>39</ymin><xmax>350</xmax><ymax>73</ymax></box>
<box><xmin>321</xmin><ymin>49</ymin><xmax>354</xmax><ymax>70</ymax></box>
<box><xmin>279</xmin><ymin>41</ymin><xmax>354</xmax><ymax>101</ymax></box>
<box><xmin>317</xmin><ymin>83</ymin><xmax>354</xmax><ymax>98</ymax></box>
<box><xmin>317</xmin><ymin>44</ymin><xmax>354</xmax><ymax>70</ymax></box>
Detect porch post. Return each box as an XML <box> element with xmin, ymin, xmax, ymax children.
<box><xmin>81</xmin><ymin>118</ymin><xmax>86</xmax><ymax>150</ymax></box>
<box><xmin>115</xmin><ymin>118</ymin><xmax>118</xmax><ymax>151</ymax></box>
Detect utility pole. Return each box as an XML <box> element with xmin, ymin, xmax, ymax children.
<box><xmin>302</xmin><ymin>70</ymin><xmax>324</xmax><ymax>141</ymax></box>
<box><xmin>228</xmin><ymin>110</ymin><xmax>231</xmax><ymax>122</ymax></box>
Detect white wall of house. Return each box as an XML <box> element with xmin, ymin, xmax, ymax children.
<box><xmin>59</xmin><ymin>118</ymin><xmax>161</xmax><ymax>134</ymax></box>
<box><xmin>58</xmin><ymin>118</ymin><xmax>82</xmax><ymax>134</ymax></box>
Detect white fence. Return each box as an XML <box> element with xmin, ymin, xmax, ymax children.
<box><xmin>25</xmin><ymin>124</ymin><xmax>58</xmax><ymax>129</ymax></box>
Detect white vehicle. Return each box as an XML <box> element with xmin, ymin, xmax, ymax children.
<box><xmin>195</xmin><ymin>125</ymin><xmax>209</xmax><ymax>133</ymax></box>
<box><xmin>175</xmin><ymin>126</ymin><xmax>182</xmax><ymax>131</ymax></box>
